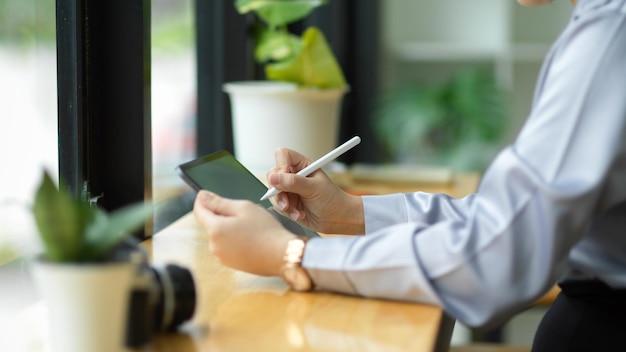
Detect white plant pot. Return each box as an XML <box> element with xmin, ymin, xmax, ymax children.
<box><xmin>224</xmin><ymin>81</ymin><xmax>348</xmax><ymax>175</ymax></box>
<box><xmin>31</xmin><ymin>259</ymin><xmax>134</xmax><ymax>352</ymax></box>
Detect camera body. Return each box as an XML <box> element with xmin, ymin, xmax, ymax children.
<box><xmin>119</xmin><ymin>242</ymin><xmax>197</xmax><ymax>348</ymax></box>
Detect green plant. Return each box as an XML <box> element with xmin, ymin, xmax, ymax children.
<box><xmin>373</xmin><ymin>68</ymin><xmax>508</xmax><ymax>171</ymax></box>
<box><xmin>234</xmin><ymin>0</ymin><xmax>346</xmax><ymax>89</ymax></box>
<box><xmin>32</xmin><ymin>171</ymin><xmax>153</xmax><ymax>263</ymax></box>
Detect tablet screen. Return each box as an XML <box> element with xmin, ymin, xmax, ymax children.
<box><xmin>176</xmin><ymin>151</ymin><xmax>318</xmax><ymax>237</ymax></box>
<box><xmin>177</xmin><ymin>150</ymin><xmax>272</xmax><ymax>207</ymax></box>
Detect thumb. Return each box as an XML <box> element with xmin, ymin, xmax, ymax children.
<box><xmin>196</xmin><ymin>190</ymin><xmax>235</xmax><ymax>216</ymax></box>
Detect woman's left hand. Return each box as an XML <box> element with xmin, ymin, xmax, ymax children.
<box><xmin>193</xmin><ymin>190</ymin><xmax>296</xmax><ymax>276</ymax></box>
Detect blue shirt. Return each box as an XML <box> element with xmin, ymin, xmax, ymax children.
<box><xmin>301</xmin><ymin>0</ymin><xmax>626</xmax><ymax>328</ymax></box>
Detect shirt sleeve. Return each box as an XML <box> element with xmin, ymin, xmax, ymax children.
<box><xmin>361</xmin><ymin>192</ymin><xmax>476</xmax><ymax>234</ymax></box>
<box><xmin>302</xmin><ymin>2</ymin><xmax>626</xmax><ymax>329</ymax></box>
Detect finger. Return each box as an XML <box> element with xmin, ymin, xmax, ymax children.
<box><xmin>286</xmin><ymin>191</ymin><xmax>305</xmax><ymax>221</ymax></box>
<box><xmin>196</xmin><ymin>190</ymin><xmax>237</xmax><ymax>216</ymax></box>
<box><xmin>266</xmin><ymin>173</ymin><xmax>290</xmax><ymax>215</ymax></box>
<box><xmin>271</xmin><ymin>191</ymin><xmax>301</xmax><ymax>220</ymax></box>
<box><xmin>275</xmin><ymin>147</ymin><xmax>311</xmax><ymax>173</ymax></box>
<box><xmin>274</xmin><ymin>147</ymin><xmax>295</xmax><ymax>172</ymax></box>
<box><xmin>267</xmin><ymin>184</ymin><xmax>303</xmax><ymax>221</ymax></box>
<box><xmin>193</xmin><ymin>192</ymin><xmax>219</xmax><ymax>227</ymax></box>
<box><xmin>272</xmin><ymin>192</ymin><xmax>290</xmax><ymax>212</ymax></box>
<box><xmin>194</xmin><ymin>191</ymin><xmax>214</xmax><ymax>214</ymax></box>
<box><xmin>266</xmin><ymin>166</ymin><xmax>283</xmax><ymax>187</ymax></box>
<box><xmin>268</xmin><ymin>172</ymin><xmax>299</xmax><ymax>202</ymax></box>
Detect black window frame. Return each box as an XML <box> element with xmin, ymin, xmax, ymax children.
<box><xmin>57</xmin><ymin>0</ymin><xmax>153</xmax><ymax>234</ymax></box>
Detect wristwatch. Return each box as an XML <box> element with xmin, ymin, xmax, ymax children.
<box><xmin>281</xmin><ymin>237</ymin><xmax>314</xmax><ymax>292</ymax></box>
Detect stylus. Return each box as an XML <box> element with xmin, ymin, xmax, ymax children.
<box><xmin>260</xmin><ymin>136</ymin><xmax>362</xmax><ymax>201</ymax></box>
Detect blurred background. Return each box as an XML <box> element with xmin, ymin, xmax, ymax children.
<box><xmin>0</xmin><ymin>0</ymin><xmax>572</xmax><ymax>347</ymax></box>
<box><xmin>0</xmin><ymin>0</ymin><xmax>58</xmax><ymax>264</ymax></box>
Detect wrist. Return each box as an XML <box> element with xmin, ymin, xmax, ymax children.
<box><xmin>333</xmin><ymin>193</ymin><xmax>365</xmax><ymax>235</ymax></box>
<box><xmin>279</xmin><ymin>236</ymin><xmax>315</xmax><ymax>291</ymax></box>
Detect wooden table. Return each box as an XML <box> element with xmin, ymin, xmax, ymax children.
<box><xmin>136</xmin><ymin>173</ymin><xmax>483</xmax><ymax>351</ymax></box>
<box><xmin>3</xmin><ymin>173</ymin><xmax>482</xmax><ymax>352</ymax></box>
<box><xmin>140</xmin><ymin>212</ymin><xmax>454</xmax><ymax>352</ymax></box>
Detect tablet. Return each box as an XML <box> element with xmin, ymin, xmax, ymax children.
<box><xmin>176</xmin><ymin>150</ymin><xmax>318</xmax><ymax>237</ymax></box>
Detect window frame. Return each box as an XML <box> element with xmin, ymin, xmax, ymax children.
<box><xmin>56</xmin><ymin>0</ymin><xmax>152</xmax><ymax>235</ymax></box>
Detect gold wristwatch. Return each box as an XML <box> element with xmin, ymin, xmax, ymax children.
<box><xmin>281</xmin><ymin>237</ymin><xmax>314</xmax><ymax>292</ymax></box>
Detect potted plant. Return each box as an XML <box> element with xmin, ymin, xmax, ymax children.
<box><xmin>224</xmin><ymin>0</ymin><xmax>349</xmax><ymax>175</ymax></box>
<box><xmin>30</xmin><ymin>170</ymin><xmax>153</xmax><ymax>352</ymax></box>
<box><xmin>373</xmin><ymin>68</ymin><xmax>508</xmax><ymax>172</ymax></box>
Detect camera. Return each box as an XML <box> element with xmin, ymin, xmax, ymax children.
<box><xmin>117</xmin><ymin>241</ymin><xmax>197</xmax><ymax>348</ymax></box>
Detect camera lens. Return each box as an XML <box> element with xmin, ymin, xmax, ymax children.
<box><xmin>151</xmin><ymin>264</ymin><xmax>196</xmax><ymax>332</ymax></box>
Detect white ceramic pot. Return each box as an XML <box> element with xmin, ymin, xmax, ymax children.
<box><xmin>31</xmin><ymin>259</ymin><xmax>134</xmax><ymax>352</ymax></box>
<box><xmin>224</xmin><ymin>81</ymin><xmax>348</xmax><ymax>176</ymax></box>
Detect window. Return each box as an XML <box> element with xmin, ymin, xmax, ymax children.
<box><xmin>0</xmin><ymin>0</ymin><xmax>57</xmax><ymax>264</ymax></box>
<box><xmin>151</xmin><ymin>0</ymin><xmax>196</xmax><ymax>203</ymax></box>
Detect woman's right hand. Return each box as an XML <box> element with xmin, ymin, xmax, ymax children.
<box><xmin>267</xmin><ymin>147</ymin><xmax>365</xmax><ymax>235</ymax></box>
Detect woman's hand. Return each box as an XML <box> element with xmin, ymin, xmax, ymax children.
<box><xmin>193</xmin><ymin>190</ymin><xmax>296</xmax><ymax>276</ymax></box>
<box><xmin>266</xmin><ymin>148</ymin><xmax>365</xmax><ymax>235</ymax></box>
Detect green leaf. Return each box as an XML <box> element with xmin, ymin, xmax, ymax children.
<box><xmin>84</xmin><ymin>202</ymin><xmax>153</xmax><ymax>260</ymax></box>
<box><xmin>372</xmin><ymin>68</ymin><xmax>507</xmax><ymax>170</ymax></box>
<box><xmin>448</xmin><ymin>69</ymin><xmax>507</xmax><ymax>142</ymax></box>
<box><xmin>31</xmin><ymin>170</ymin><xmax>156</xmax><ymax>262</ymax></box>
<box><xmin>32</xmin><ymin>171</ymin><xmax>90</xmax><ymax>262</ymax></box>
<box><xmin>235</xmin><ymin>0</ymin><xmax>327</xmax><ymax>27</ymax></box>
<box><xmin>374</xmin><ymin>87</ymin><xmax>445</xmax><ymax>157</ymax></box>
<box><xmin>254</xmin><ymin>28</ymin><xmax>301</xmax><ymax>63</ymax></box>
<box><xmin>265</xmin><ymin>27</ymin><xmax>346</xmax><ymax>88</ymax></box>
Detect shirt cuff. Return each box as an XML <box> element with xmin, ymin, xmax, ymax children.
<box><xmin>363</xmin><ymin>193</ymin><xmax>408</xmax><ymax>233</ymax></box>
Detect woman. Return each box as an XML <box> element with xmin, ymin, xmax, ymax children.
<box><xmin>194</xmin><ymin>0</ymin><xmax>626</xmax><ymax>350</ymax></box>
